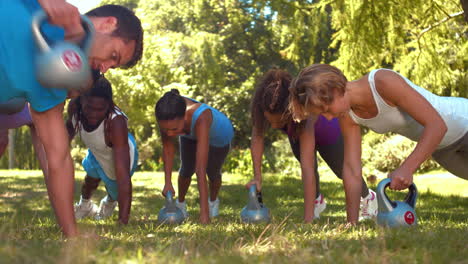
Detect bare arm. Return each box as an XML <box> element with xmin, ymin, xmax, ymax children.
<box><xmin>375</xmin><ymin>70</ymin><xmax>447</xmax><ymax>190</ymax></box>
<box><xmin>248</xmin><ymin>126</ymin><xmax>265</xmax><ymax>191</ymax></box>
<box><xmin>109</xmin><ymin>116</ymin><xmax>132</xmax><ymax>225</ymax></box>
<box><xmin>298</xmin><ymin>117</ymin><xmax>318</xmax><ymax>222</ymax></box>
<box><xmin>29</xmin><ymin>124</ymin><xmax>48</xmax><ymax>179</ymax></box>
<box><xmin>194</xmin><ymin>111</ymin><xmax>212</xmax><ymax>224</ymax></box>
<box><xmin>339</xmin><ymin>114</ymin><xmax>363</xmax><ymax>224</ymax></box>
<box><xmin>30</xmin><ymin>103</ymin><xmax>78</xmax><ymax>237</ymax></box>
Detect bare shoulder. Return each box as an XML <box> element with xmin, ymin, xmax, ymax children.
<box><xmin>373</xmin><ymin>69</ymin><xmax>411</xmax><ymax>106</ymax></box>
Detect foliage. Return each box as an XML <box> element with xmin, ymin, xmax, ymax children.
<box><xmin>362</xmin><ymin>132</ymin><xmax>441</xmax><ymax>175</ymax></box>
<box><xmin>325</xmin><ymin>0</ymin><xmax>467</xmax><ymax>97</ymax></box>
<box><xmin>2</xmin><ymin>0</ymin><xmax>466</xmax><ymax>173</ymax></box>
<box><xmin>1</xmin><ymin>170</ymin><xmax>467</xmax><ymax>263</ymax></box>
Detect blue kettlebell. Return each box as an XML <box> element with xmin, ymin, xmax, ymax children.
<box><xmin>32</xmin><ymin>10</ymin><xmax>95</xmax><ymax>90</ymax></box>
<box><xmin>240</xmin><ymin>184</ymin><xmax>271</xmax><ymax>223</ymax></box>
<box><xmin>157</xmin><ymin>191</ymin><xmax>185</xmax><ymax>225</ymax></box>
<box><xmin>376</xmin><ymin>178</ymin><xmax>418</xmax><ymax>228</ymax></box>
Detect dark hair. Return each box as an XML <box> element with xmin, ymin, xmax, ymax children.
<box><xmin>86</xmin><ymin>4</ymin><xmax>144</xmax><ymax>68</ymax></box>
<box><xmin>251</xmin><ymin>69</ymin><xmax>292</xmax><ymax>131</ymax></box>
<box><xmin>70</xmin><ymin>76</ymin><xmax>123</xmax><ymax>134</ymax></box>
<box><xmin>155</xmin><ymin>89</ymin><xmax>186</xmax><ymax>121</ymax></box>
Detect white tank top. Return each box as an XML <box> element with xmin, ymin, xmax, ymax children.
<box><xmin>349</xmin><ymin>69</ymin><xmax>468</xmax><ymax>149</ymax></box>
<box><xmin>76</xmin><ymin>108</ymin><xmax>136</xmax><ymax>180</ymax></box>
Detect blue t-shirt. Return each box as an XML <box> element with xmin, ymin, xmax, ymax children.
<box><xmin>0</xmin><ymin>0</ymin><xmax>67</xmax><ymax>112</ymax></box>
<box><xmin>181</xmin><ymin>98</ymin><xmax>234</xmax><ymax>147</ymax></box>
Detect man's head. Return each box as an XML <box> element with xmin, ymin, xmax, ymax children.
<box><xmin>85</xmin><ymin>5</ymin><xmax>143</xmax><ymax>73</ymax></box>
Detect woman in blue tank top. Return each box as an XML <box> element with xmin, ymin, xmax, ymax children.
<box><xmin>289</xmin><ymin>64</ymin><xmax>468</xmax><ymax>224</ymax></box>
<box><xmin>155</xmin><ymin>89</ymin><xmax>234</xmax><ymax>224</ymax></box>
<box><xmin>248</xmin><ymin>69</ymin><xmax>377</xmax><ymax>223</ymax></box>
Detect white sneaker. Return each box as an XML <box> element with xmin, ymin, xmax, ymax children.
<box><xmin>95</xmin><ymin>195</ymin><xmax>117</xmax><ymax>220</ymax></box>
<box><xmin>208</xmin><ymin>197</ymin><xmax>219</xmax><ymax>218</ymax></box>
<box><xmin>359</xmin><ymin>189</ymin><xmax>378</xmax><ymax>221</ymax></box>
<box><xmin>175</xmin><ymin>200</ymin><xmax>189</xmax><ymax>218</ymax></box>
<box><xmin>314</xmin><ymin>193</ymin><xmax>327</xmax><ymax>219</ymax></box>
<box><xmin>74</xmin><ymin>196</ymin><xmax>98</xmax><ymax>220</ymax></box>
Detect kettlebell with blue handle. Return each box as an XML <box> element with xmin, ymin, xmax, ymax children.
<box><xmin>240</xmin><ymin>184</ymin><xmax>271</xmax><ymax>223</ymax></box>
<box><xmin>376</xmin><ymin>178</ymin><xmax>418</xmax><ymax>227</ymax></box>
<box><xmin>32</xmin><ymin>10</ymin><xmax>95</xmax><ymax>91</ymax></box>
<box><xmin>157</xmin><ymin>191</ymin><xmax>185</xmax><ymax>225</ymax></box>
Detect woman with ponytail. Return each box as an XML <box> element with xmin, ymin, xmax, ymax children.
<box><xmin>66</xmin><ymin>76</ymin><xmax>138</xmax><ymax>225</ymax></box>
<box><xmin>155</xmin><ymin>89</ymin><xmax>234</xmax><ymax>224</ymax></box>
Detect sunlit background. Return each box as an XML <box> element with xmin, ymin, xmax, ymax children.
<box><xmin>67</xmin><ymin>0</ymin><xmax>102</xmax><ymax>13</ymax></box>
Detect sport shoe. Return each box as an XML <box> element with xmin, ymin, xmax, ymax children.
<box><xmin>208</xmin><ymin>197</ymin><xmax>219</xmax><ymax>218</ymax></box>
<box><xmin>175</xmin><ymin>200</ymin><xmax>189</xmax><ymax>218</ymax></box>
<box><xmin>74</xmin><ymin>196</ymin><xmax>98</xmax><ymax>220</ymax></box>
<box><xmin>314</xmin><ymin>193</ymin><xmax>327</xmax><ymax>219</ymax></box>
<box><xmin>359</xmin><ymin>189</ymin><xmax>378</xmax><ymax>221</ymax></box>
<box><xmin>95</xmin><ymin>195</ymin><xmax>118</xmax><ymax>220</ymax></box>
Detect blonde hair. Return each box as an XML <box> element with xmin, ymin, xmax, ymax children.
<box><xmin>288</xmin><ymin>64</ymin><xmax>347</xmax><ymax>121</ymax></box>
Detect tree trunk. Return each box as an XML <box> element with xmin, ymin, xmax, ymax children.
<box><xmin>8</xmin><ymin>129</ymin><xmax>15</xmax><ymax>169</ymax></box>
<box><xmin>461</xmin><ymin>0</ymin><xmax>468</xmax><ymax>22</ymax></box>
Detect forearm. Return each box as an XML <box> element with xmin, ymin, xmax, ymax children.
<box><xmin>251</xmin><ymin>135</ymin><xmax>264</xmax><ymax>182</ymax></box>
<box><xmin>162</xmin><ymin>142</ymin><xmax>175</xmax><ymax>184</ymax></box>
<box><xmin>46</xmin><ymin>150</ymin><xmax>77</xmax><ymax>236</ymax></box>
<box><xmin>342</xmin><ymin>165</ymin><xmax>362</xmax><ymax>223</ymax></box>
<box><xmin>116</xmin><ymin>178</ymin><xmax>132</xmax><ymax>224</ymax></box>
<box><xmin>195</xmin><ymin>167</ymin><xmax>209</xmax><ymax>217</ymax></box>
<box><xmin>301</xmin><ymin>167</ymin><xmax>316</xmax><ymax>221</ymax></box>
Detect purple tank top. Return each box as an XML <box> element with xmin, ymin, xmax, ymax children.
<box><xmin>282</xmin><ymin>115</ymin><xmax>341</xmax><ymax>146</ymax></box>
<box><xmin>0</xmin><ymin>104</ymin><xmax>33</xmax><ymax>129</ymax></box>
<box><xmin>313</xmin><ymin>115</ymin><xmax>340</xmax><ymax>146</ymax></box>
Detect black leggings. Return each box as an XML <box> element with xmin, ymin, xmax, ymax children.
<box><xmin>179</xmin><ymin>136</ymin><xmax>230</xmax><ymax>181</ymax></box>
<box><xmin>288</xmin><ymin>135</ymin><xmax>370</xmax><ymax>198</ymax></box>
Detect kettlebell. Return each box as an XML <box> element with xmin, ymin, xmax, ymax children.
<box><xmin>32</xmin><ymin>10</ymin><xmax>95</xmax><ymax>90</ymax></box>
<box><xmin>0</xmin><ymin>97</ymin><xmax>26</xmax><ymax>115</ymax></box>
<box><xmin>157</xmin><ymin>191</ymin><xmax>185</xmax><ymax>225</ymax></box>
<box><xmin>376</xmin><ymin>178</ymin><xmax>418</xmax><ymax>228</ymax></box>
<box><xmin>240</xmin><ymin>184</ymin><xmax>271</xmax><ymax>223</ymax></box>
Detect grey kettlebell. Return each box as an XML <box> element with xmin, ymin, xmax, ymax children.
<box><xmin>32</xmin><ymin>10</ymin><xmax>95</xmax><ymax>90</ymax></box>
<box><xmin>376</xmin><ymin>178</ymin><xmax>418</xmax><ymax>228</ymax></box>
<box><xmin>157</xmin><ymin>191</ymin><xmax>185</xmax><ymax>225</ymax></box>
<box><xmin>240</xmin><ymin>184</ymin><xmax>271</xmax><ymax>223</ymax></box>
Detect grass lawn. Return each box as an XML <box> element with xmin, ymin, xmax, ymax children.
<box><xmin>0</xmin><ymin>169</ymin><xmax>467</xmax><ymax>263</ymax></box>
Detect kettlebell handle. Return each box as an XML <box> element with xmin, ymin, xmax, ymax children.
<box><xmin>377</xmin><ymin>178</ymin><xmax>418</xmax><ymax>212</ymax></box>
<box><xmin>31</xmin><ymin>10</ymin><xmax>95</xmax><ymax>54</ymax></box>
<box><xmin>166</xmin><ymin>190</ymin><xmax>173</xmax><ymax>202</ymax></box>
<box><xmin>404</xmin><ymin>182</ymin><xmax>418</xmax><ymax>208</ymax></box>
<box><xmin>249</xmin><ymin>184</ymin><xmax>257</xmax><ymax>196</ymax></box>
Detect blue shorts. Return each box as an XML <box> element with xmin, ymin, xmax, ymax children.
<box><xmin>82</xmin><ymin>135</ymin><xmax>138</xmax><ymax>200</ymax></box>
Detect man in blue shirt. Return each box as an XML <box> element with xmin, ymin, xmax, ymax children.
<box><xmin>0</xmin><ymin>0</ymin><xmax>144</xmax><ymax>237</ymax></box>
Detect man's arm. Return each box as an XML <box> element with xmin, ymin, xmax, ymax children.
<box><xmin>30</xmin><ymin>103</ymin><xmax>78</xmax><ymax>237</ymax></box>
